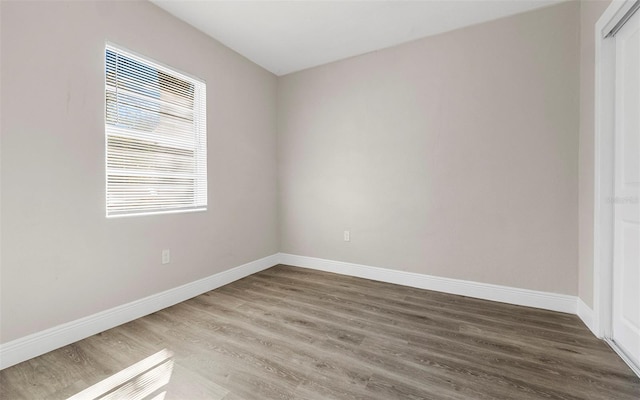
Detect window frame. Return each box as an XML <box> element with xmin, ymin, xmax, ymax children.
<box><xmin>104</xmin><ymin>43</ymin><xmax>207</xmax><ymax>218</ymax></box>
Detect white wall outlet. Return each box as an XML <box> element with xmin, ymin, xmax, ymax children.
<box><xmin>161</xmin><ymin>249</ymin><xmax>170</xmax><ymax>264</ymax></box>
<box><xmin>344</xmin><ymin>230</ymin><xmax>350</xmax><ymax>242</ymax></box>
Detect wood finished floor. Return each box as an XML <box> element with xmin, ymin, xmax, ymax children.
<box><xmin>1</xmin><ymin>265</ymin><xmax>639</xmax><ymax>400</ymax></box>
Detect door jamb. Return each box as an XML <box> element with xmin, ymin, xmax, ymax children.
<box><xmin>593</xmin><ymin>0</ymin><xmax>638</xmax><ymax>342</ymax></box>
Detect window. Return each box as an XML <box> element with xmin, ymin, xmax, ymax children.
<box><xmin>105</xmin><ymin>44</ymin><xmax>207</xmax><ymax>217</ymax></box>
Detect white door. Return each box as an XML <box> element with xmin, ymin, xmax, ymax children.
<box><xmin>612</xmin><ymin>8</ymin><xmax>640</xmax><ymax>369</ymax></box>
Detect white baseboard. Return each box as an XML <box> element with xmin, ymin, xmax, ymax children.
<box><xmin>279</xmin><ymin>253</ymin><xmax>578</xmax><ymax>314</ymax></box>
<box><xmin>0</xmin><ymin>254</ymin><xmax>280</xmax><ymax>370</ymax></box>
<box><xmin>577</xmin><ymin>298</ymin><xmax>597</xmax><ymax>336</ymax></box>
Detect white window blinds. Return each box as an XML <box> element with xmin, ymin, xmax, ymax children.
<box><xmin>105</xmin><ymin>44</ymin><xmax>207</xmax><ymax>217</ymax></box>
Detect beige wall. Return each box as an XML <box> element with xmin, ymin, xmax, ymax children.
<box><xmin>0</xmin><ymin>1</ymin><xmax>278</xmax><ymax>343</ymax></box>
<box><xmin>578</xmin><ymin>0</ymin><xmax>611</xmax><ymax>308</ymax></box>
<box><xmin>278</xmin><ymin>1</ymin><xmax>581</xmax><ymax>294</ymax></box>
<box><xmin>1</xmin><ymin>0</ymin><xmax>609</xmax><ymax>346</ymax></box>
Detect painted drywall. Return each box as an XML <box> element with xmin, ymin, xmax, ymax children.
<box><xmin>577</xmin><ymin>0</ymin><xmax>611</xmax><ymax>309</ymax></box>
<box><xmin>278</xmin><ymin>1</ymin><xmax>580</xmax><ymax>295</ymax></box>
<box><xmin>0</xmin><ymin>0</ymin><xmax>278</xmax><ymax>343</ymax></box>
<box><xmin>1</xmin><ymin>0</ymin><xmax>604</xmax><ymax>349</ymax></box>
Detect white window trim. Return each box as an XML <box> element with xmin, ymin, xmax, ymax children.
<box><xmin>104</xmin><ymin>43</ymin><xmax>207</xmax><ymax>218</ymax></box>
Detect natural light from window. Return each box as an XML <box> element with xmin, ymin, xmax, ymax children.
<box><xmin>67</xmin><ymin>348</ymin><xmax>174</xmax><ymax>400</ymax></box>
<box><xmin>105</xmin><ymin>44</ymin><xmax>207</xmax><ymax>218</ymax></box>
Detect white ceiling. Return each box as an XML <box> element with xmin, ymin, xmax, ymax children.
<box><xmin>150</xmin><ymin>0</ymin><xmax>565</xmax><ymax>76</ymax></box>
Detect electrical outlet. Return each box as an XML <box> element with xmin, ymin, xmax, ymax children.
<box><xmin>344</xmin><ymin>230</ymin><xmax>350</xmax><ymax>242</ymax></box>
<box><xmin>162</xmin><ymin>249</ymin><xmax>170</xmax><ymax>264</ymax></box>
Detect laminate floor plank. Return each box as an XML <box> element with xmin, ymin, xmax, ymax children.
<box><xmin>252</xmin><ymin>271</ymin><xmax>593</xmax><ymax>344</ymax></box>
<box><xmin>176</xmin><ymin>296</ymin><xmax>379</xmax><ymax>397</ymax></box>
<box><xmin>365</xmin><ymin>335</ymin><xmax>628</xmax><ymax>400</ymax></box>
<box><xmin>222</xmin><ymin>273</ymin><xmax>609</xmax><ymax>371</ymax></box>
<box><xmin>1</xmin><ymin>264</ymin><xmax>638</xmax><ymax>399</ymax></box>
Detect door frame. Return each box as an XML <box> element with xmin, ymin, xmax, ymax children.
<box><xmin>593</xmin><ymin>0</ymin><xmax>640</xmax><ymax>375</ymax></box>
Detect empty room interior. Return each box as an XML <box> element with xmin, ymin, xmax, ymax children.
<box><xmin>1</xmin><ymin>0</ymin><xmax>640</xmax><ymax>398</ymax></box>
